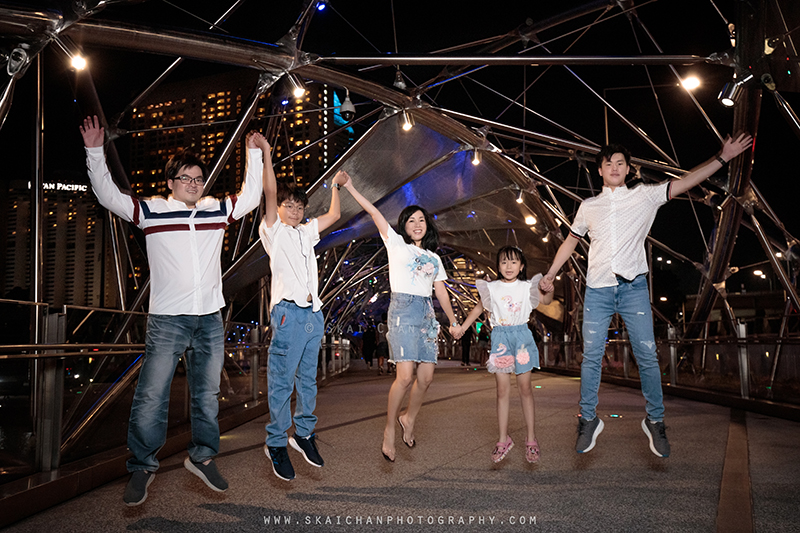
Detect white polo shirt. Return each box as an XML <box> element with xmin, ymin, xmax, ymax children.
<box><xmin>570</xmin><ymin>181</ymin><xmax>671</xmax><ymax>288</ymax></box>
<box><xmin>259</xmin><ymin>217</ymin><xmax>322</xmax><ymax>312</ymax></box>
<box><xmin>86</xmin><ymin>146</ymin><xmax>264</xmax><ymax>315</ymax></box>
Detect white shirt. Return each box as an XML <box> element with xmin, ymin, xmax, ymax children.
<box><xmin>86</xmin><ymin>146</ymin><xmax>264</xmax><ymax>315</ymax></box>
<box><xmin>476</xmin><ymin>275</ymin><xmax>542</xmax><ymax>327</ymax></box>
<box><xmin>382</xmin><ymin>226</ymin><xmax>446</xmax><ymax>296</ymax></box>
<box><xmin>571</xmin><ymin>181</ymin><xmax>671</xmax><ymax>288</ymax></box>
<box><xmin>259</xmin><ymin>218</ymin><xmax>322</xmax><ymax>312</ymax></box>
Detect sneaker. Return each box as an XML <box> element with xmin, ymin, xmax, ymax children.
<box><xmin>641</xmin><ymin>418</ymin><xmax>670</xmax><ymax>457</ymax></box>
<box><xmin>491</xmin><ymin>436</ymin><xmax>514</xmax><ymax>463</ymax></box>
<box><xmin>289</xmin><ymin>433</ymin><xmax>324</xmax><ymax>467</ymax></box>
<box><xmin>183</xmin><ymin>457</ymin><xmax>228</xmax><ymax>492</ymax></box>
<box><xmin>525</xmin><ymin>439</ymin><xmax>540</xmax><ymax>463</ymax></box>
<box><xmin>575</xmin><ymin>417</ymin><xmax>604</xmax><ymax>454</ymax></box>
<box><xmin>265</xmin><ymin>445</ymin><xmax>295</xmax><ymax>480</ymax></box>
<box><xmin>123</xmin><ymin>470</ymin><xmax>155</xmax><ymax>506</ymax></box>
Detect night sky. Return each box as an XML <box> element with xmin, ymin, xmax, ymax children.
<box><xmin>2</xmin><ymin>0</ymin><xmax>798</xmax><ymax>294</ymax></box>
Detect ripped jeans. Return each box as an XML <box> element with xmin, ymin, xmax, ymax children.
<box><xmin>581</xmin><ymin>274</ymin><xmax>664</xmax><ymax>422</ymax></box>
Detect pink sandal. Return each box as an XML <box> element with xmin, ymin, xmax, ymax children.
<box><xmin>525</xmin><ymin>439</ymin><xmax>540</xmax><ymax>463</ymax></box>
<box><xmin>491</xmin><ymin>436</ymin><xmax>514</xmax><ymax>463</ymax></box>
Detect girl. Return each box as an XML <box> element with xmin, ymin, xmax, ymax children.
<box><xmin>340</xmin><ymin>177</ymin><xmax>459</xmax><ymax>462</ymax></box>
<box><xmin>455</xmin><ymin>246</ymin><xmax>553</xmax><ymax>463</ymax></box>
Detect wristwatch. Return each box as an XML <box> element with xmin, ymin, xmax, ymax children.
<box><xmin>451</xmin><ymin>322</ymin><xmax>459</xmax><ymax>327</ymax></box>
<box><xmin>333</xmin><ymin>183</ymin><xmax>341</xmax><ymax>190</ymax></box>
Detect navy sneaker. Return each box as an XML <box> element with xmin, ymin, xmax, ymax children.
<box><xmin>265</xmin><ymin>445</ymin><xmax>295</xmax><ymax>481</ymax></box>
<box><xmin>576</xmin><ymin>417</ymin><xmax>604</xmax><ymax>454</ymax></box>
<box><xmin>642</xmin><ymin>418</ymin><xmax>670</xmax><ymax>457</ymax></box>
<box><xmin>184</xmin><ymin>457</ymin><xmax>228</xmax><ymax>491</ymax></box>
<box><xmin>123</xmin><ymin>470</ymin><xmax>155</xmax><ymax>506</ymax></box>
<box><xmin>289</xmin><ymin>433</ymin><xmax>324</xmax><ymax>467</ymax></box>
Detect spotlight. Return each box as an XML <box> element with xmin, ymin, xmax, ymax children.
<box><xmin>718</xmin><ymin>82</ymin><xmax>740</xmax><ymax>107</ymax></box>
<box><xmin>516</xmin><ymin>190</ymin><xmax>524</xmax><ymax>204</ymax></box>
<box><xmin>316</xmin><ymin>0</ymin><xmax>327</xmax><ymax>10</ymax></box>
<box><xmin>525</xmin><ymin>215</ymin><xmax>536</xmax><ymax>225</ymax></box>
<box><xmin>340</xmin><ymin>88</ymin><xmax>355</xmax><ymax>122</ymax></box>
<box><xmin>718</xmin><ymin>71</ymin><xmax>754</xmax><ymax>107</ymax></box>
<box><xmin>394</xmin><ymin>70</ymin><xmax>407</xmax><ymax>90</ymax></box>
<box><xmin>286</xmin><ymin>74</ymin><xmax>306</xmax><ymax>99</ymax></box>
<box><xmin>681</xmin><ymin>76</ymin><xmax>700</xmax><ymax>91</ymax></box>
<box><xmin>53</xmin><ymin>37</ymin><xmax>87</xmax><ymax>71</ymax></box>
<box><xmin>471</xmin><ymin>150</ymin><xmax>481</xmax><ymax>165</ymax></box>
<box><xmin>71</xmin><ymin>54</ymin><xmax>87</xmax><ymax>71</ymax></box>
<box><xmin>401</xmin><ymin>110</ymin><xmax>414</xmax><ymax>131</ymax></box>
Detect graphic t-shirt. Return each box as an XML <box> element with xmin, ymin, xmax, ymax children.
<box><xmin>381</xmin><ymin>226</ymin><xmax>446</xmax><ymax>296</ymax></box>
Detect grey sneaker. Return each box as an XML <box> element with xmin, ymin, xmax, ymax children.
<box><xmin>576</xmin><ymin>417</ymin><xmax>604</xmax><ymax>453</ymax></box>
<box><xmin>265</xmin><ymin>445</ymin><xmax>295</xmax><ymax>481</ymax></box>
<box><xmin>183</xmin><ymin>457</ymin><xmax>228</xmax><ymax>492</ymax></box>
<box><xmin>289</xmin><ymin>433</ymin><xmax>324</xmax><ymax>467</ymax></box>
<box><xmin>641</xmin><ymin>418</ymin><xmax>670</xmax><ymax>457</ymax></box>
<box><xmin>123</xmin><ymin>470</ymin><xmax>155</xmax><ymax>506</ymax></box>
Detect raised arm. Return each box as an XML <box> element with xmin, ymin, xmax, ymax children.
<box><xmin>539</xmin><ymin>234</ymin><xmax>579</xmax><ymax>293</ymax></box>
<box><xmin>433</xmin><ymin>280</ymin><xmax>459</xmax><ymax>338</ymax></box>
<box><xmin>230</xmin><ymin>131</ymin><xmax>266</xmax><ymax>220</ymax></box>
<box><xmin>258</xmin><ymin>132</ymin><xmax>279</xmax><ymax>228</ymax></box>
<box><xmin>80</xmin><ymin>115</ymin><xmax>104</xmax><ymax>148</ymax></box>
<box><xmin>341</xmin><ymin>172</ymin><xmax>390</xmax><ymax>239</ymax></box>
<box><xmin>317</xmin><ymin>171</ymin><xmax>348</xmax><ymax>232</ymax></box>
<box><xmin>670</xmin><ymin>132</ymin><xmax>753</xmax><ymax>197</ymax></box>
<box><xmin>80</xmin><ymin>115</ymin><xmax>137</xmax><ymax>222</ymax></box>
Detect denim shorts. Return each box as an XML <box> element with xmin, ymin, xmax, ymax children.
<box><xmin>487</xmin><ymin>324</ymin><xmax>539</xmax><ymax>375</ymax></box>
<box><xmin>387</xmin><ymin>292</ymin><xmax>439</xmax><ymax>364</ymax></box>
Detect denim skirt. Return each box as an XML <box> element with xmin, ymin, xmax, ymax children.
<box><xmin>387</xmin><ymin>292</ymin><xmax>439</xmax><ymax>364</ymax></box>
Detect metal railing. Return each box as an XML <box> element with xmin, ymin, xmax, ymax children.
<box><xmin>0</xmin><ymin>300</ymin><xmax>350</xmax><ymax>487</ymax></box>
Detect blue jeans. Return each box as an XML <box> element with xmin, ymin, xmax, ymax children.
<box><xmin>266</xmin><ymin>301</ymin><xmax>324</xmax><ymax>447</ymax></box>
<box><xmin>581</xmin><ymin>275</ymin><xmax>664</xmax><ymax>422</ymax></box>
<box><xmin>127</xmin><ymin>312</ymin><xmax>224</xmax><ymax>472</ymax></box>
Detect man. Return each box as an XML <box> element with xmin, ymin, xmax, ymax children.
<box><xmin>80</xmin><ymin>115</ymin><xmax>269</xmax><ymax>505</ymax></box>
<box><xmin>259</xmin><ymin>152</ymin><xmax>348</xmax><ymax>480</ymax></box>
<box><xmin>539</xmin><ymin>133</ymin><xmax>752</xmax><ymax>457</ymax></box>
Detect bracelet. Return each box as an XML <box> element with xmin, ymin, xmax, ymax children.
<box><xmin>451</xmin><ymin>322</ymin><xmax>459</xmax><ymax>327</ymax></box>
<box><xmin>333</xmin><ymin>183</ymin><xmax>341</xmax><ymax>190</ymax></box>
<box><xmin>716</xmin><ymin>155</ymin><xmax>727</xmax><ymax>165</ymax></box>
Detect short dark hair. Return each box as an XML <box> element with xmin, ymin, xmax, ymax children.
<box><xmin>165</xmin><ymin>149</ymin><xmax>208</xmax><ymax>182</ymax></box>
<box><xmin>397</xmin><ymin>205</ymin><xmax>439</xmax><ymax>252</ymax></box>
<box><xmin>276</xmin><ymin>183</ymin><xmax>308</xmax><ymax>207</ymax></box>
<box><xmin>595</xmin><ymin>143</ymin><xmax>631</xmax><ymax>168</ymax></box>
<box><xmin>496</xmin><ymin>246</ymin><xmax>528</xmax><ymax>281</ymax></box>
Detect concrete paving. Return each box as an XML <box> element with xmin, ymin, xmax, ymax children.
<box><xmin>4</xmin><ymin>360</ymin><xmax>800</xmax><ymax>532</ymax></box>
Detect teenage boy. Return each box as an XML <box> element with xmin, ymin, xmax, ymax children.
<box><xmin>80</xmin><ymin>116</ymin><xmax>269</xmax><ymax>505</ymax></box>
<box><xmin>259</xmin><ymin>162</ymin><xmax>349</xmax><ymax>481</ymax></box>
<box><xmin>539</xmin><ymin>133</ymin><xmax>752</xmax><ymax>458</ymax></box>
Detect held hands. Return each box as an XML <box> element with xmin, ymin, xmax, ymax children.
<box><xmin>450</xmin><ymin>324</ymin><xmax>463</xmax><ymax>339</ymax></box>
<box><xmin>720</xmin><ymin>132</ymin><xmax>753</xmax><ymax>162</ymax></box>
<box><xmin>246</xmin><ymin>131</ymin><xmax>271</xmax><ymax>153</ymax></box>
<box><xmin>539</xmin><ymin>273</ymin><xmax>556</xmax><ymax>294</ymax></box>
<box><xmin>79</xmin><ymin>115</ymin><xmax>104</xmax><ymax>148</ymax></box>
<box><xmin>332</xmin><ymin>170</ymin><xmax>351</xmax><ymax>188</ymax></box>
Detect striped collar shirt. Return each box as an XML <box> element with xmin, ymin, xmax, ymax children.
<box><xmin>85</xmin><ymin>146</ymin><xmax>263</xmax><ymax>315</ymax></box>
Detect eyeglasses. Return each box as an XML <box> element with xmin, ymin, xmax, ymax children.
<box><xmin>280</xmin><ymin>203</ymin><xmax>305</xmax><ymax>212</ymax></box>
<box><xmin>172</xmin><ymin>175</ymin><xmax>205</xmax><ymax>185</ymax></box>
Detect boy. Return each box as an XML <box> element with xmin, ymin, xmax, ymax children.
<box><xmin>259</xmin><ymin>160</ymin><xmax>349</xmax><ymax>480</ymax></box>
<box><xmin>539</xmin><ymin>133</ymin><xmax>752</xmax><ymax>457</ymax></box>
